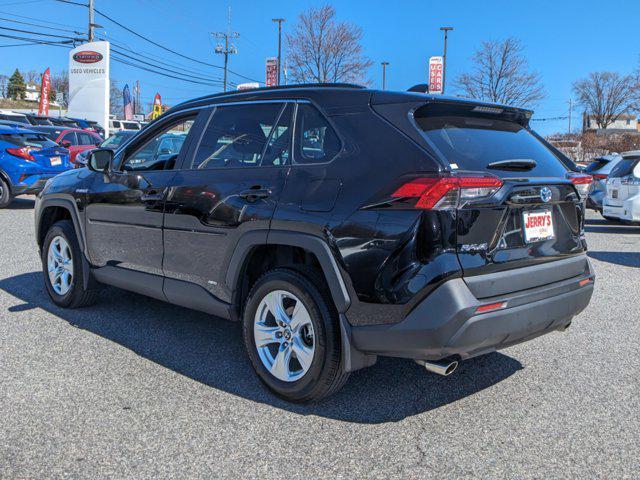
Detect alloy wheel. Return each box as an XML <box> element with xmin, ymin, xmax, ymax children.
<box><xmin>47</xmin><ymin>235</ymin><xmax>73</xmax><ymax>295</ymax></box>
<box><xmin>254</xmin><ymin>290</ymin><xmax>316</xmax><ymax>382</ymax></box>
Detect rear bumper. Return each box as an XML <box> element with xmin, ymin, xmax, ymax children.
<box><xmin>351</xmin><ymin>256</ymin><xmax>595</xmax><ymax>361</ymax></box>
<box><xmin>603</xmin><ymin>198</ymin><xmax>640</xmax><ymax>222</ymax></box>
<box><xmin>12</xmin><ymin>175</ymin><xmax>55</xmax><ymax>195</ymax></box>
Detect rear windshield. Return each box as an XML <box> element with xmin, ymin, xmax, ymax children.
<box><xmin>609</xmin><ymin>157</ymin><xmax>640</xmax><ymax>178</ymax></box>
<box><xmin>585</xmin><ymin>158</ymin><xmax>611</xmax><ymax>173</ymax></box>
<box><xmin>414</xmin><ymin>105</ymin><xmax>569</xmax><ymax>177</ymax></box>
<box><xmin>33</xmin><ymin>117</ymin><xmax>53</xmax><ymax>125</ymax></box>
<box><xmin>0</xmin><ymin>133</ymin><xmax>58</xmax><ymax>149</ymax></box>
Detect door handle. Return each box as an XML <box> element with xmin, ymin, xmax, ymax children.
<box><xmin>141</xmin><ymin>189</ymin><xmax>165</xmax><ymax>203</ymax></box>
<box><xmin>238</xmin><ymin>187</ymin><xmax>271</xmax><ymax>201</ymax></box>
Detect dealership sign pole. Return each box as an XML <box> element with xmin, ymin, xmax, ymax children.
<box><xmin>68</xmin><ymin>41</ymin><xmax>110</xmax><ymax>136</ymax></box>
<box><xmin>38</xmin><ymin>68</ymin><xmax>51</xmax><ymax>116</ymax></box>
<box><xmin>428</xmin><ymin>56</ymin><xmax>444</xmax><ymax>94</ymax></box>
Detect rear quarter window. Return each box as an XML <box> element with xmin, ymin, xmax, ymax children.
<box><xmin>413</xmin><ymin>104</ymin><xmax>569</xmax><ymax>178</ymax></box>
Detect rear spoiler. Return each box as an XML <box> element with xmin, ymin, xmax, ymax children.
<box><xmin>371</xmin><ymin>91</ymin><xmax>533</xmax><ymax>127</ymax></box>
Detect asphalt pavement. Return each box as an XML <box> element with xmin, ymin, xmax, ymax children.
<box><xmin>1</xmin><ymin>197</ymin><xmax>638</xmax><ymax>479</ymax></box>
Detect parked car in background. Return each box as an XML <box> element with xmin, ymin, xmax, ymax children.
<box><xmin>22</xmin><ymin>113</ymin><xmax>54</xmax><ymax>126</ymax></box>
<box><xmin>602</xmin><ymin>153</ymin><xmax>640</xmax><ymax>224</ymax></box>
<box><xmin>0</xmin><ymin>119</ymin><xmax>32</xmax><ymax>128</ymax></box>
<box><xmin>30</xmin><ymin>126</ymin><xmax>102</xmax><ymax>163</ymax></box>
<box><xmin>48</xmin><ymin>117</ymin><xmax>80</xmax><ymax>128</ymax></box>
<box><xmin>0</xmin><ymin>110</ymin><xmax>28</xmax><ymax>124</ymax></box>
<box><xmin>34</xmin><ymin>85</ymin><xmax>595</xmax><ymax>402</ymax></box>
<box><xmin>74</xmin><ymin>130</ymin><xmax>137</xmax><ymax>168</ymax></box>
<box><xmin>68</xmin><ymin>117</ymin><xmax>105</xmax><ymax>137</ymax></box>
<box><xmin>109</xmin><ymin>119</ymin><xmax>141</xmax><ymax>135</ymax></box>
<box><xmin>585</xmin><ymin>154</ymin><xmax>622</xmax><ymax>213</ymax></box>
<box><xmin>0</xmin><ymin>125</ymin><xmax>72</xmax><ymax>208</ymax></box>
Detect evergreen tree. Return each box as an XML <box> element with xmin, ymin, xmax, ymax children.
<box><xmin>7</xmin><ymin>69</ymin><xmax>26</xmax><ymax>100</ymax></box>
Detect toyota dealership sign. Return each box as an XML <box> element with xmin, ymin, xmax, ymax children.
<box><xmin>428</xmin><ymin>56</ymin><xmax>444</xmax><ymax>94</ymax></box>
<box><xmin>68</xmin><ymin>41</ymin><xmax>110</xmax><ymax>136</ymax></box>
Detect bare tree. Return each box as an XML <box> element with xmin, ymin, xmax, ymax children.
<box><xmin>286</xmin><ymin>5</ymin><xmax>372</xmax><ymax>84</ymax></box>
<box><xmin>455</xmin><ymin>37</ymin><xmax>545</xmax><ymax>108</ymax></box>
<box><xmin>24</xmin><ymin>70</ymin><xmax>40</xmax><ymax>85</ymax></box>
<box><xmin>573</xmin><ymin>72</ymin><xmax>639</xmax><ymax>129</ymax></box>
<box><xmin>50</xmin><ymin>70</ymin><xmax>69</xmax><ymax>107</ymax></box>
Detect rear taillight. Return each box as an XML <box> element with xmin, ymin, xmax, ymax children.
<box><xmin>567</xmin><ymin>173</ymin><xmax>593</xmax><ymax>199</ymax></box>
<box><xmin>592</xmin><ymin>173</ymin><xmax>607</xmax><ymax>180</ymax></box>
<box><xmin>6</xmin><ymin>147</ymin><xmax>37</xmax><ymax>162</ymax></box>
<box><xmin>391</xmin><ymin>174</ymin><xmax>503</xmax><ymax>209</ymax></box>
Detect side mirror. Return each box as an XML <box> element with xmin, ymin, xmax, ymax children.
<box><xmin>87</xmin><ymin>148</ymin><xmax>114</xmax><ymax>173</ymax></box>
<box><xmin>60</xmin><ymin>140</ymin><xmax>72</xmax><ymax>148</ymax></box>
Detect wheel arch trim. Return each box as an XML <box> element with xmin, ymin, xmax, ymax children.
<box><xmin>225</xmin><ymin>230</ymin><xmax>351</xmax><ymax>314</ymax></box>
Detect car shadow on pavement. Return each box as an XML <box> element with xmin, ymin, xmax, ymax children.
<box><xmin>0</xmin><ymin>272</ymin><xmax>523</xmax><ymax>424</ymax></box>
<box><xmin>588</xmin><ymin>251</ymin><xmax>640</xmax><ymax>268</ymax></box>
<box><xmin>584</xmin><ymin>218</ymin><xmax>640</xmax><ymax>235</ymax></box>
<box><xmin>5</xmin><ymin>198</ymin><xmax>36</xmax><ymax>210</ymax></box>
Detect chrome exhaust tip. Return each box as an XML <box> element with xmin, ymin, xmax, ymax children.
<box><xmin>415</xmin><ymin>359</ymin><xmax>459</xmax><ymax>376</ymax></box>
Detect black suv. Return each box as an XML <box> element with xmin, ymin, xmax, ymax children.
<box><xmin>35</xmin><ymin>85</ymin><xmax>595</xmax><ymax>402</ymax></box>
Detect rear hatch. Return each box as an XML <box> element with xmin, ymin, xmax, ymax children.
<box><xmin>374</xmin><ymin>98</ymin><xmax>588</xmax><ymax>282</ymax></box>
<box><xmin>1</xmin><ymin>131</ymin><xmax>71</xmax><ymax>172</ymax></box>
<box><xmin>605</xmin><ymin>156</ymin><xmax>640</xmax><ymax>205</ymax></box>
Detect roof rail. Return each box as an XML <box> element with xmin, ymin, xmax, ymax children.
<box><xmin>176</xmin><ymin>83</ymin><xmax>366</xmax><ymax>107</ymax></box>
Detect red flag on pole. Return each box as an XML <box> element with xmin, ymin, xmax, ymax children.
<box><xmin>38</xmin><ymin>68</ymin><xmax>51</xmax><ymax>116</ymax></box>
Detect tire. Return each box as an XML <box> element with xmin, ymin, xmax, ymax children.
<box><xmin>0</xmin><ymin>177</ymin><xmax>11</xmax><ymax>208</ymax></box>
<box><xmin>41</xmin><ymin>219</ymin><xmax>98</xmax><ymax>308</ymax></box>
<box><xmin>242</xmin><ymin>267</ymin><xmax>349</xmax><ymax>402</ymax></box>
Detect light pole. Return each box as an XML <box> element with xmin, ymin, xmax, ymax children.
<box><xmin>381</xmin><ymin>61</ymin><xmax>389</xmax><ymax>90</ymax></box>
<box><xmin>272</xmin><ymin>18</ymin><xmax>285</xmax><ymax>86</ymax></box>
<box><xmin>439</xmin><ymin>27</ymin><xmax>453</xmax><ymax>94</ymax></box>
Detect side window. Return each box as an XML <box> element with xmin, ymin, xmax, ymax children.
<box><xmin>62</xmin><ymin>132</ymin><xmax>77</xmax><ymax>145</ymax></box>
<box><xmin>122</xmin><ymin>116</ymin><xmax>195</xmax><ymax>171</ymax></box>
<box><xmin>77</xmin><ymin>132</ymin><xmax>95</xmax><ymax>146</ymax></box>
<box><xmin>294</xmin><ymin>104</ymin><xmax>341</xmax><ymax>164</ymax></box>
<box><xmin>192</xmin><ymin>103</ymin><xmax>286</xmax><ymax>169</ymax></box>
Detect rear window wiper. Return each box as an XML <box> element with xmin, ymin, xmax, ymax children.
<box><xmin>487</xmin><ymin>159</ymin><xmax>537</xmax><ymax>171</ymax></box>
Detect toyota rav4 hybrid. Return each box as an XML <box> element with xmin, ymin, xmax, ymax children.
<box><xmin>34</xmin><ymin>85</ymin><xmax>595</xmax><ymax>402</ymax></box>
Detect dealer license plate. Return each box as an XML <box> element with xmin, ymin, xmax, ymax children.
<box><xmin>50</xmin><ymin>156</ymin><xmax>61</xmax><ymax>166</ymax></box>
<box><xmin>523</xmin><ymin>210</ymin><xmax>554</xmax><ymax>243</ymax></box>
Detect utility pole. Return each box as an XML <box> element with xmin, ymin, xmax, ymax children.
<box><xmin>272</xmin><ymin>18</ymin><xmax>285</xmax><ymax>86</ymax></box>
<box><xmin>568</xmin><ymin>98</ymin><xmax>573</xmax><ymax>134</ymax></box>
<box><xmin>381</xmin><ymin>61</ymin><xmax>389</xmax><ymax>90</ymax></box>
<box><xmin>439</xmin><ymin>26</ymin><xmax>453</xmax><ymax>94</ymax></box>
<box><xmin>88</xmin><ymin>0</ymin><xmax>94</xmax><ymax>42</ymax></box>
<box><xmin>213</xmin><ymin>7</ymin><xmax>239</xmax><ymax>92</ymax></box>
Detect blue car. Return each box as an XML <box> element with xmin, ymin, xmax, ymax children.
<box><xmin>0</xmin><ymin>125</ymin><xmax>73</xmax><ymax>208</ymax></box>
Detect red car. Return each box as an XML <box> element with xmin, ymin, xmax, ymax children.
<box><xmin>33</xmin><ymin>126</ymin><xmax>103</xmax><ymax>163</ymax></box>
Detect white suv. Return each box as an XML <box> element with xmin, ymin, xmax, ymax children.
<box><xmin>603</xmin><ymin>153</ymin><xmax>640</xmax><ymax>223</ymax></box>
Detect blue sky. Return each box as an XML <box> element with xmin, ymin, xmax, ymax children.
<box><xmin>1</xmin><ymin>0</ymin><xmax>639</xmax><ymax>134</ymax></box>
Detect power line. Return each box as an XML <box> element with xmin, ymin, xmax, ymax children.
<box><xmin>0</xmin><ymin>10</ymin><xmax>81</xmax><ymax>29</ymax></box>
<box><xmin>0</xmin><ymin>25</ymin><xmax>83</xmax><ymax>40</ymax></box>
<box><xmin>111</xmin><ymin>54</ymin><xmax>226</xmax><ymax>88</ymax></box>
<box><xmin>111</xmin><ymin>47</ymin><xmax>226</xmax><ymax>85</ymax></box>
<box><xmin>92</xmin><ymin>7</ymin><xmax>259</xmax><ymax>83</ymax></box>
<box><xmin>0</xmin><ymin>16</ymin><xmax>83</xmax><ymax>34</ymax></box>
<box><xmin>99</xmin><ymin>34</ymin><xmax>226</xmax><ymax>82</ymax></box>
